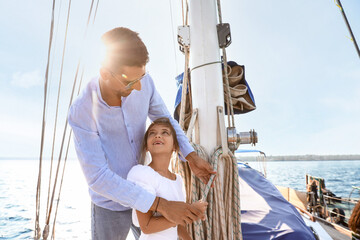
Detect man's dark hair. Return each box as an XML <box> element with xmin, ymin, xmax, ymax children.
<box><xmin>101</xmin><ymin>27</ymin><xmax>149</xmax><ymax>70</ymax></box>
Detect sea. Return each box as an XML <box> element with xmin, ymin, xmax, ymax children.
<box><xmin>0</xmin><ymin>159</ymin><xmax>359</xmax><ymax>239</ymax></box>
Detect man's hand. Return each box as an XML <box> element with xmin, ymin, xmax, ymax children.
<box><xmin>191</xmin><ymin>200</ymin><xmax>208</xmax><ymax>220</ymax></box>
<box><xmin>154</xmin><ymin>198</ymin><xmax>207</xmax><ymax>226</ymax></box>
<box><xmin>186</xmin><ymin>152</ymin><xmax>216</xmax><ymax>185</ymax></box>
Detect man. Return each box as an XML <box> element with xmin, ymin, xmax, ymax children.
<box><xmin>68</xmin><ymin>27</ymin><xmax>215</xmax><ymax>240</ymax></box>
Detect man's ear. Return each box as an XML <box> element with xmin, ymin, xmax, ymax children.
<box><xmin>100</xmin><ymin>67</ymin><xmax>111</xmax><ymax>81</ymax></box>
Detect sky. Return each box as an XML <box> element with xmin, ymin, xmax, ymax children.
<box><xmin>0</xmin><ymin>0</ymin><xmax>359</xmax><ymax>159</ymax></box>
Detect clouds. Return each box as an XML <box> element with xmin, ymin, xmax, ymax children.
<box><xmin>11</xmin><ymin>70</ymin><xmax>43</xmax><ymax>88</ymax></box>
<box><xmin>0</xmin><ymin>0</ymin><xmax>359</xmax><ymax>158</ymax></box>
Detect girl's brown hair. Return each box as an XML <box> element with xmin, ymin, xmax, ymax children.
<box><xmin>139</xmin><ymin>117</ymin><xmax>179</xmax><ymax>164</ymax></box>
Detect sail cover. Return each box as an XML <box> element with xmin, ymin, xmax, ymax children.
<box><xmin>238</xmin><ymin>163</ymin><xmax>316</xmax><ymax>240</ymax></box>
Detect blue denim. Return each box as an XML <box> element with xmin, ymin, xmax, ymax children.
<box><xmin>91</xmin><ymin>203</ymin><xmax>140</xmax><ymax>240</ymax></box>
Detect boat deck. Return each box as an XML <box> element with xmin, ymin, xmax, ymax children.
<box><xmin>318</xmin><ymin>220</ymin><xmax>351</xmax><ymax>240</ymax></box>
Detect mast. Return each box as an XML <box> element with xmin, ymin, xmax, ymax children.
<box><xmin>188</xmin><ymin>0</ymin><xmax>224</xmax><ymax>153</ymax></box>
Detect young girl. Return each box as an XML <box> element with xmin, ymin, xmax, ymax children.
<box><xmin>127</xmin><ymin>117</ymin><xmax>206</xmax><ymax>240</ymax></box>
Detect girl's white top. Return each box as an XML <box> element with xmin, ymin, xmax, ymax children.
<box><xmin>127</xmin><ymin>164</ymin><xmax>186</xmax><ymax>240</ymax></box>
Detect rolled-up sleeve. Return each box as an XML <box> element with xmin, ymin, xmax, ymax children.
<box><xmin>68</xmin><ymin>104</ymin><xmax>155</xmax><ymax>213</ymax></box>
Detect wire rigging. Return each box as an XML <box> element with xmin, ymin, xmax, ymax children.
<box><xmin>45</xmin><ymin>0</ymin><xmax>71</xmax><ymax>225</ymax></box>
<box><xmin>35</xmin><ymin>0</ymin><xmax>100</xmax><ymax>238</ymax></box>
<box><xmin>45</xmin><ymin>0</ymin><xmax>65</xmax><ymax>221</ymax></box>
<box><xmin>168</xmin><ymin>0</ymin><xmax>179</xmax><ymax>75</ymax></box>
<box><xmin>179</xmin><ymin>0</ymin><xmax>191</xmax><ymax>130</ymax></box>
<box><xmin>45</xmin><ymin>0</ymin><xmax>99</xmax><ymax>238</ymax></box>
<box><xmin>34</xmin><ymin>0</ymin><xmax>56</xmax><ymax>239</ymax></box>
<box><xmin>216</xmin><ymin>0</ymin><xmax>235</xmax><ymax>128</ymax></box>
<box><xmin>175</xmin><ymin>0</ymin><xmax>243</xmax><ymax>239</ymax></box>
<box><xmin>335</xmin><ymin>0</ymin><xmax>360</xmax><ymax>59</ymax></box>
<box><xmin>92</xmin><ymin>0</ymin><xmax>100</xmax><ymax>25</ymax></box>
<box><xmin>43</xmin><ymin>1</ymin><xmax>73</xmax><ymax>239</ymax></box>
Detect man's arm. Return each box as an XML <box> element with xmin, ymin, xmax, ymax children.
<box><xmin>186</xmin><ymin>152</ymin><xmax>216</xmax><ymax>185</ymax></box>
<box><xmin>68</xmin><ymin>104</ymin><xmax>155</xmax><ymax>213</ymax></box>
<box><xmin>148</xmin><ymin>197</ymin><xmax>207</xmax><ymax>226</ymax></box>
<box><xmin>136</xmin><ymin>209</ymin><xmax>176</xmax><ymax>234</ymax></box>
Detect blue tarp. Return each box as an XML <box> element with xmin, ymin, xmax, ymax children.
<box><xmin>238</xmin><ymin>163</ymin><xmax>315</xmax><ymax>240</ymax></box>
<box><xmin>235</xmin><ymin>149</ymin><xmax>266</xmax><ymax>156</ymax></box>
<box><xmin>173</xmin><ymin>72</ymin><xmax>185</xmax><ymax>121</ymax></box>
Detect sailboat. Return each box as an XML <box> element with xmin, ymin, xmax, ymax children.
<box><xmin>32</xmin><ymin>0</ymin><xmax>359</xmax><ymax>239</ymax></box>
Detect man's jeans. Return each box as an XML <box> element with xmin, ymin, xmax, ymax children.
<box><xmin>91</xmin><ymin>203</ymin><xmax>141</xmax><ymax>240</ymax></box>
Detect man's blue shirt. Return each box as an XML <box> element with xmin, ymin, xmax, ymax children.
<box><xmin>68</xmin><ymin>74</ymin><xmax>193</xmax><ymax>213</ymax></box>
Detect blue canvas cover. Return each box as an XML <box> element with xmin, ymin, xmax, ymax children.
<box><xmin>238</xmin><ymin>163</ymin><xmax>315</xmax><ymax>240</ymax></box>
<box><xmin>173</xmin><ymin>72</ymin><xmax>185</xmax><ymax>121</ymax></box>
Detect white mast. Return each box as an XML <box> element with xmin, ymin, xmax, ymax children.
<box><xmin>189</xmin><ymin>0</ymin><xmax>224</xmax><ymax>153</ymax></box>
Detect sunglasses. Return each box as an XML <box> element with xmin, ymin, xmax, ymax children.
<box><xmin>110</xmin><ymin>71</ymin><xmax>147</xmax><ymax>90</ymax></box>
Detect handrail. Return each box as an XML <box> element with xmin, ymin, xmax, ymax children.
<box><xmin>323</xmin><ymin>194</ymin><xmax>359</xmax><ymax>204</ymax></box>
<box><xmin>295</xmin><ymin>205</ymin><xmax>316</xmax><ymax>222</ymax></box>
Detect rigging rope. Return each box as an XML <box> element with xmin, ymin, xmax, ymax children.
<box><xmin>51</xmin><ymin>61</ymin><xmax>87</xmax><ymax>240</ymax></box>
<box><xmin>43</xmin><ymin>1</ymin><xmax>73</xmax><ymax>238</ymax></box>
<box><xmin>168</xmin><ymin>0</ymin><xmax>180</xmax><ymax>80</ymax></box>
<box><xmin>216</xmin><ymin>0</ymin><xmax>235</xmax><ymax>128</ymax></box>
<box><xmin>46</xmin><ymin>0</ymin><xmax>99</xmax><ymax>238</ymax></box>
<box><xmin>51</xmin><ymin>131</ymin><xmax>72</xmax><ymax>240</ymax></box>
<box><xmin>179</xmin><ymin>46</ymin><xmax>190</xmax><ymax>129</ymax></box>
<box><xmin>174</xmin><ymin>0</ymin><xmax>243</xmax><ymax>238</ymax></box>
<box><xmin>181</xmin><ymin>0</ymin><xmax>185</xmax><ymax>26</ymax></box>
<box><xmin>92</xmin><ymin>0</ymin><xmax>100</xmax><ymax>25</ymax></box>
<box><xmin>46</xmin><ymin>0</ymin><xmax>63</xmax><ymax>122</ymax></box>
<box><xmin>36</xmin><ymin>0</ymin><xmax>99</xmax><ymax>238</ymax></box>
<box><xmin>334</xmin><ymin>0</ymin><xmax>360</xmax><ymax>59</ymax></box>
<box><xmin>35</xmin><ymin>0</ymin><xmax>56</xmax><ymax>239</ymax></box>
<box><xmin>174</xmin><ymin>144</ymin><xmax>242</xmax><ymax>240</ymax></box>
<box><xmin>45</xmin><ymin>0</ymin><xmax>72</xmax><ymax>226</ymax></box>
<box><xmin>179</xmin><ymin>0</ymin><xmax>192</xmax><ymax>131</ymax></box>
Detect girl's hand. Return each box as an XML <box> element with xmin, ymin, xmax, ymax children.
<box><xmin>191</xmin><ymin>200</ymin><xmax>208</xmax><ymax>220</ymax></box>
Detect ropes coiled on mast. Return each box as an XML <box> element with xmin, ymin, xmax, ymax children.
<box><xmin>174</xmin><ymin>0</ymin><xmax>243</xmax><ymax>239</ymax></box>
<box><xmin>173</xmin><ymin>144</ymin><xmax>242</xmax><ymax>240</ymax></box>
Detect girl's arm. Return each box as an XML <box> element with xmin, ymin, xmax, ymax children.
<box><xmin>136</xmin><ymin>209</ymin><xmax>176</xmax><ymax>234</ymax></box>
<box><xmin>178</xmin><ymin>225</ymin><xmax>192</xmax><ymax>240</ymax></box>
<box><xmin>137</xmin><ymin>198</ymin><xmax>208</xmax><ymax>235</ymax></box>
